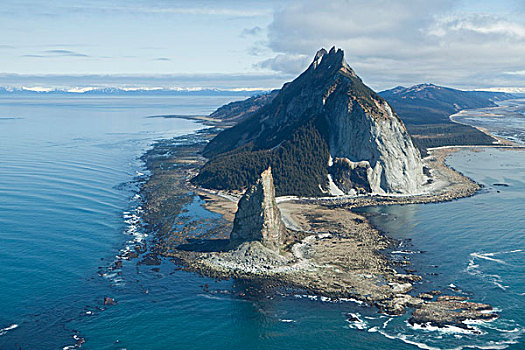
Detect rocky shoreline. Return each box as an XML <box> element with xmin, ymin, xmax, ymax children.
<box><xmin>132</xmin><ymin>128</ymin><xmax>509</xmax><ymax>332</ymax></box>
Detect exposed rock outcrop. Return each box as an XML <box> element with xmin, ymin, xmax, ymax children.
<box><xmin>328</xmin><ymin>157</ymin><xmax>371</xmax><ymax>195</ymax></box>
<box><xmin>229</xmin><ymin>167</ymin><xmax>285</xmax><ymax>252</ymax></box>
<box><xmin>315</xmin><ymin>48</ymin><xmax>425</xmax><ymax>195</ymax></box>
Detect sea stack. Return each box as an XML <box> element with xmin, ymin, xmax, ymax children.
<box><xmin>230</xmin><ymin>167</ymin><xmax>285</xmax><ymax>252</ymax></box>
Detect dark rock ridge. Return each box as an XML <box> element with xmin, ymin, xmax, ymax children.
<box><xmin>209</xmin><ymin>89</ymin><xmax>279</xmax><ymax>125</ymax></box>
<box><xmin>379</xmin><ymin>83</ymin><xmax>514</xmax><ymax>125</ymax></box>
<box><xmin>378</xmin><ymin>84</ymin><xmax>514</xmax><ymax>153</ymax></box>
<box><xmin>230</xmin><ymin>167</ymin><xmax>285</xmax><ymax>252</ymax></box>
<box><xmin>194</xmin><ymin>47</ymin><xmax>425</xmax><ymax>196</ymax></box>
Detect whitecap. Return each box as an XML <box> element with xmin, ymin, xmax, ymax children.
<box><xmin>470</xmin><ymin>252</ymin><xmax>506</xmax><ymax>264</ymax></box>
<box><xmin>409</xmin><ymin>321</ymin><xmax>485</xmax><ymax>335</ymax></box>
<box><xmin>382</xmin><ymin>317</ymin><xmax>393</xmax><ymax>329</ymax></box>
<box><xmin>0</xmin><ymin>324</ymin><xmax>18</xmax><ymax>336</ymax></box>
<box><xmin>346</xmin><ymin>313</ymin><xmax>368</xmax><ymax>330</ymax></box>
<box><xmin>377</xmin><ymin>330</ymin><xmax>440</xmax><ymax>350</ymax></box>
<box><xmin>391</xmin><ymin>250</ymin><xmax>420</xmax><ymax>254</ymax></box>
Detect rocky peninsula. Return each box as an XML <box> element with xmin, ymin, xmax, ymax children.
<box><xmin>137</xmin><ymin>131</ymin><xmax>505</xmax><ymax>332</ymax></box>
<box><xmin>135</xmin><ymin>48</ymin><xmax>519</xmax><ymax>332</ymax></box>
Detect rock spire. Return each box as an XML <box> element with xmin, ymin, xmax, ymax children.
<box><xmin>230</xmin><ymin>167</ymin><xmax>285</xmax><ymax>252</ymax></box>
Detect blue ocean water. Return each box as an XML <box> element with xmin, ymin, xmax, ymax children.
<box><xmin>0</xmin><ymin>96</ymin><xmax>524</xmax><ymax>349</ymax></box>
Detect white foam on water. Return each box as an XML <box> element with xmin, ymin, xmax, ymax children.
<box><xmin>0</xmin><ymin>323</ymin><xmax>18</xmax><ymax>336</ymax></box>
<box><xmin>408</xmin><ymin>321</ymin><xmax>485</xmax><ymax>335</ymax></box>
<box><xmin>378</xmin><ymin>328</ymin><xmax>521</xmax><ymax>350</ymax></box>
<box><xmin>279</xmin><ymin>319</ymin><xmax>296</xmax><ymax>323</ymax></box>
<box><xmin>198</xmin><ymin>293</ymin><xmax>229</xmax><ymax>301</ymax></box>
<box><xmin>338</xmin><ymin>297</ymin><xmax>365</xmax><ymax>305</ymax></box>
<box><xmin>383</xmin><ymin>317</ymin><xmax>393</xmax><ymax>329</ymax></box>
<box><xmin>378</xmin><ymin>330</ymin><xmax>440</xmax><ymax>350</ymax></box>
<box><xmin>346</xmin><ymin>313</ymin><xmax>368</xmax><ymax>330</ymax></box>
<box><xmin>470</xmin><ymin>252</ymin><xmax>506</xmax><ymax>264</ymax></box>
<box><xmin>391</xmin><ymin>250</ymin><xmax>420</xmax><ymax>254</ymax></box>
<box><xmin>293</xmin><ymin>294</ymin><xmax>365</xmax><ymax>305</ymax></box>
<box><xmin>466</xmin><ymin>255</ymin><xmax>511</xmax><ymax>290</ymax></box>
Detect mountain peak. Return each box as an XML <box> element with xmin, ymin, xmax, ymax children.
<box><xmin>196</xmin><ymin>48</ymin><xmax>425</xmax><ymax>196</ymax></box>
<box><xmin>309</xmin><ymin>47</ymin><xmax>355</xmax><ymax>76</ymax></box>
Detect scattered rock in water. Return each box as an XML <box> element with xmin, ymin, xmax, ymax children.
<box><xmin>346</xmin><ymin>313</ymin><xmax>361</xmax><ymax>322</ymax></box>
<box><xmin>409</xmin><ymin>297</ymin><xmax>497</xmax><ymax>330</ymax></box>
<box><xmin>437</xmin><ymin>295</ymin><xmax>468</xmax><ymax>302</ymax></box>
<box><xmin>378</xmin><ymin>294</ymin><xmax>423</xmax><ymax>315</ymax></box>
<box><xmin>139</xmin><ymin>253</ymin><xmax>161</xmax><ymax>266</ymax></box>
<box><xmin>104</xmin><ymin>297</ymin><xmax>116</xmax><ymax>305</ymax></box>
<box><xmin>395</xmin><ymin>274</ymin><xmax>422</xmax><ymax>282</ymax></box>
<box><xmin>493</xmin><ymin>183</ymin><xmax>509</xmax><ymax>187</ymax></box>
<box><xmin>418</xmin><ymin>293</ymin><xmax>434</xmax><ymax>300</ymax></box>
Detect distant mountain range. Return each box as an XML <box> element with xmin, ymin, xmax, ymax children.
<box><xmin>0</xmin><ymin>87</ymin><xmax>266</xmax><ymax>97</ymax></box>
<box><xmin>378</xmin><ymin>84</ymin><xmax>514</xmax><ymax>153</ymax></box>
<box><xmin>379</xmin><ymin>83</ymin><xmax>513</xmax><ymax>125</ymax></box>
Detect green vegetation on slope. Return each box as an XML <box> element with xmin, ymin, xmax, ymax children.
<box><xmin>193</xmin><ymin>116</ymin><xmax>330</xmax><ymax>197</ymax></box>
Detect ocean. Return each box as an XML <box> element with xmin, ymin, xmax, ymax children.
<box><xmin>0</xmin><ymin>96</ymin><xmax>523</xmax><ymax>349</ymax></box>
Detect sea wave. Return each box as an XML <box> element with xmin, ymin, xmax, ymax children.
<box><xmin>466</xmin><ymin>249</ymin><xmax>524</xmax><ymax>291</ymax></box>
<box><xmin>346</xmin><ymin>313</ymin><xmax>368</xmax><ymax>330</ymax></box>
<box><xmin>0</xmin><ymin>324</ymin><xmax>18</xmax><ymax>336</ymax></box>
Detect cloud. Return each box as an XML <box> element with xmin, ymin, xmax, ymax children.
<box><xmin>241</xmin><ymin>26</ymin><xmax>263</xmax><ymax>37</ymax></box>
<box><xmin>429</xmin><ymin>14</ymin><xmax>525</xmax><ymax>38</ymax></box>
<box><xmin>44</xmin><ymin>49</ymin><xmax>89</xmax><ymax>57</ymax></box>
<box><xmin>257</xmin><ymin>54</ymin><xmax>310</xmax><ymax>74</ymax></box>
<box><xmin>22</xmin><ymin>49</ymin><xmax>90</xmax><ymax>58</ymax></box>
<box><xmin>10</xmin><ymin>1</ymin><xmax>271</xmax><ymax>18</ymax></box>
<box><xmin>259</xmin><ymin>0</ymin><xmax>525</xmax><ymax>90</ymax></box>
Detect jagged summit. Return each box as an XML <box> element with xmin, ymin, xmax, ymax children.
<box><xmin>194</xmin><ymin>48</ymin><xmax>426</xmax><ymax>196</ymax></box>
<box><xmin>310</xmin><ymin>47</ymin><xmax>357</xmax><ymax>77</ymax></box>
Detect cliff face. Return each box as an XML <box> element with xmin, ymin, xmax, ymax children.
<box><xmin>230</xmin><ymin>167</ymin><xmax>285</xmax><ymax>251</ymax></box>
<box><xmin>325</xmin><ymin>86</ymin><xmax>424</xmax><ymax>194</ymax></box>
<box><xmin>196</xmin><ymin>47</ymin><xmax>425</xmax><ymax>195</ymax></box>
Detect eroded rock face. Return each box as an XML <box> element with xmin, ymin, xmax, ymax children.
<box><xmin>329</xmin><ymin>157</ymin><xmax>372</xmax><ymax>194</ymax></box>
<box><xmin>230</xmin><ymin>167</ymin><xmax>285</xmax><ymax>252</ymax></box>
<box><xmin>315</xmin><ymin>49</ymin><xmax>425</xmax><ymax>195</ymax></box>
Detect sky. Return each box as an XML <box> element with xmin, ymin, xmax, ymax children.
<box><xmin>0</xmin><ymin>0</ymin><xmax>524</xmax><ymax>91</ymax></box>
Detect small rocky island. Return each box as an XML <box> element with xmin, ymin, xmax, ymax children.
<box><xmin>139</xmin><ymin>47</ymin><xmax>505</xmax><ymax>332</ymax></box>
